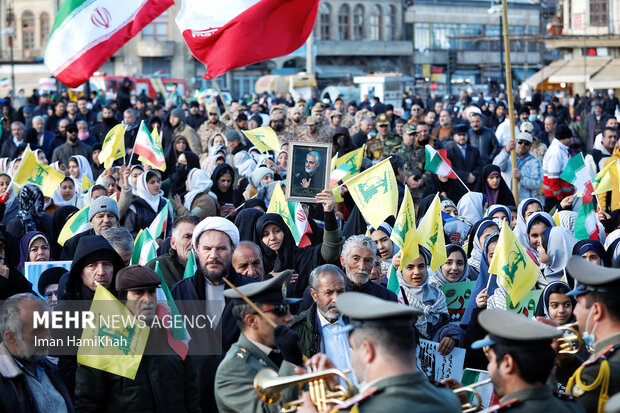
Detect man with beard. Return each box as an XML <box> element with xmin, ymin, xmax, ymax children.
<box><xmin>45</xmin><ymin>100</ymin><xmax>67</xmax><ymax>132</ymax></box>
<box><xmin>290</xmin><ymin>264</ymin><xmax>351</xmax><ymax>370</ymax></box>
<box><xmin>185</xmin><ymin>101</ymin><xmax>206</xmax><ymax>130</ymax></box>
<box><xmin>467</xmin><ymin>112</ymin><xmax>499</xmax><ymax>166</ymax></box>
<box><xmin>171</xmin><ymin>217</ymin><xmax>255</xmax><ymax>412</ymax></box>
<box><xmin>293</xmin><ymin>151</ymin><xmax>325</xmax><ymax>196</ymax></box>
<box><xmin>51</xmin><ymin>123</ymin><xmax>92</xmax><ymax>165</ymax></box>
<box><xmin>197</xmin><ymin>105</ymin><xmax>228</xmax><ymax>152</ymax></box>
<box><xmin>0</xmin><ymin>294</ymin><xmax>74</xmax><ymax>412</ymax></box>
<box><xmin>286</xmin><ymin>106</ymin><xmax>305</xmax><ymax>138</ymax></box>
<box><xmin>432</xmin><ymin>109</ymin><xmax>454</xmax><ymax>141</ymax></box>
<box><xmin>92</xmin><ymin>105</ymin><xmax>118</xmax><ymax>143</ymax></box>
<box><xmin>168</xmin><ymin>108</ymin><xmax>201</xmax><ymax>155</ymax></box>
<box><xmin>75</xmin><ymin>266</ymin><xmax>200</xmax><ymax>412</ymax></box>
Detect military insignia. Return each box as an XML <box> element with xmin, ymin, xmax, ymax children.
<box><xmin>374</xmin><ymin>150</ymin><xmax>380</xmax><ymax>159</ymax></box>
<box><xmin>236</xmin><ymin>347</ymin><xmax>248</xmax><ymax>358</ymax></box>
<box><xmin>571</xmin><ymin>385</ymin><xmax>585</xmax><ymax>397</ymax></box>
<box><xmin>330</xmin><ymin>386</ymin><xmax>379</xmax><ymax>410</ymax></box>
<box><xmin>259</xmin><ymin>359</ymin><xmax>267</xmax><ymax>366</ymax></box>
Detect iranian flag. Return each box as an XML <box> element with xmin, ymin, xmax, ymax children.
<box><xmin>386</xmin><ymin>266</ymin><xmax>405</xmax><ymax>304</ymax></box>
<box><xmin>176</xmin><ymin>0</ymin><xmax>319</xmax><ymax>79</ymax></box>
<box><xmin>0</xmin><ymin>78</ymin><xmax>9</xmax><ymax>88</ymax></box>
<box><xmin>148</xmin><ymin>202</ymin><xmax>169</xmax><ymax>239</ymax></box>
<box><xmin>293</xmin><ymin>203</ymin><xmax>312</xmax><ymax>248</ymax></box>
<box><xmin>135</xmin><ymin>121</ymin><xmax>166</xmax><ymax>171</ymax></box>
<box><xmin>560</xmin><ymin>153</ymin><xmax>595</xmax><ymax>204</ymax></box>
<box><xmin>131</xmin><ymin>229</ymin><xmax>157</xmax><ymax>265</ymax></box>
<box><xmin>575</xmin><ymin>200</ymin><xmax>599</xmax><ymax>240</ymax></box>
<box><xmin>57</xmin><ymin>204</ymin><xmax>91</xmax><ymax>246</ymax></box>
<box><xmin>44</xmin><ymin>0</ymin><xmax>173</xmax><ymax>87</ymax></box>
<box><xmin>154</xmin><ymin>262</ymin><xmax>189</xmax><ymax>359</ymax></box>
<box><xmin>424</xmin><ymin>145</ymin><xmax>458</xmax><ymax>179</ymax></box>
<box><xmin>183</xmin><ymin>250</ymin><xmax>197</xmax><ymax>279</ymax></box>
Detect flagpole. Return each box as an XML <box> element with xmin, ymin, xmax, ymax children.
<box><xmin>451</xmin><ymin>168</ymin><xmax>472</xmax><ymax>193</ymax></box>
<box><xmin>221</xmin><ymin>277</ymin><xmax>277</xmax><ymax>328</ymax></box>
<box><xmin>333</xmin><ymin>156</ymin><xmax>393</xmax><ymax>191</ymax></box>
<box><xmin>211</xmin><ymin>78</ymin><xmax>249</xmax><ymax>152</ymax></box>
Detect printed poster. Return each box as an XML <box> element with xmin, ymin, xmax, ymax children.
<box><xmin>416</xmin><ymin>339</ymin><xmax>466</xmax><ymax>381</ymax></box>
<box><xmin>25</xmin><ymin>261</ymin><xmax>72</xmax><ymax>297</ymax></box>
<box><xmin>505</xmin><ymin>289</ymin><xmax>543</xmax><ymax>318</ymax></box>
<box><xmin>441</xmin><ymin>281</ymin><xmax>476</xmax><ymax>323</ymax></box>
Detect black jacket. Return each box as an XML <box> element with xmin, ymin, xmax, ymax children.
<box><xmin>446</xmin><ymin>144</ymin><xmax>483</xmax><ymax>188</ymax></box>
<box><xmin>123</xmin><ymin>197</ymin><xmax>170</xmax><ymax>237</ymax></box>
<box><xmin>298</xmin><ymin>277</ymin><xmax>397</xmax><ymax>312</ymax></box>
<box><xmin>60</xmin><ymin>228</ymin><xmax>96</xmax><ymax>260</ymax></box>
<box><xmin>290</xmin><ymin>303</ymin><xmax>322</xmax><ymax>359</ymax></box>
<box><xmin>466</xmin><ymin>126</ymin><xmax>499</xmax><ymax>165</ymax></box>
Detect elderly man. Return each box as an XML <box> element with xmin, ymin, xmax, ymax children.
<box><xmin>171</xmin><ymin>217</ymin><xmax>255</xmax><ymax>412</ymax></box>
<box><xmin>31</xmin><ymin>115</ymin><xmax>55</xmax><ymax>158</ymax></box>
<box><xmin>467</xmin><ymin>112</ymin><xmax>499</xmax><ymax>165</ymax></box>
<box><xmin>61</xmin><ymin>196</ymin><xmax>119</xmax><ymax>260</ymax></box>
<box><xmin>0</xmin><ymin>121</ymin><xmax>25</xmax><ymax>159</ymax></box>
<box><xmin>351</xmin><ymin>116</ymin><xmax>374</xmax><ymax>149</ymax></box>
<box><xmin>0</xmin><ymin>294</ymin><xmax>74</xmax><ymax>412</ymax></box>
<box><xmin>290</xmin><ymin>264</ymin><xmax>351</xmax><ymax>370</ymax></box>
<box><xmin>215</xmin><ymin>271</ymin><xmax>302</xmax><ymax>413</ymax></box>
<box><xmin>232</xmin><ymin>241</ymin><xmax>264</xmax><ymax>281</ymax></box>
<box><xmin>75</xmin><ymin>266</ymin><xmax>200</xmax><ymax>412</ymax></box>
<box><xmin>147</xmin><ymin>215</ymin><xmax>200</xmax><ymax>288</ymax></box>
<box><xmin>101</xmin><ymin>226</ymin><xmax>134</xmax><ymax>266</ymax></box>
<box><xmin>51</xmin><ymin>123</ymin><xmax>92</xmax><ymax>165</ymax></box>
<box><xmin>168</xmin><ymin>107</ymin><xmax>201</xmax><ymax>155</ymax></box>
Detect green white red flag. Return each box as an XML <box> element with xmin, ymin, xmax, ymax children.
<box><xmin>131</xmin><ymin>229</ymin><xmax>157</xmax><ymax>265</ymax></box>
<box><xmin>147</xmin><ymin>202</ymin><xmax>169</xmax><ymax>239</ymax></box>
<box><xmin>575</xmin><ymin>200</ymin><xmax>599</xmax><ymax>240</ymax></box>
<box><xmin>560</xmin><ymin>153</ymin><xmax>595</xmax><ymax>204</ymax></box>
<box><xmin>154</xmin><ymin>262</ymin><xmax>189</xmax><ymax>359</ymax></box>
<box><xmin>424</xmin><ymin>145</ymin><xmax>458</xmax><ymax>179</ymax></box>
<box><xmin>135</xmin><ymin>121</ymin><xmax>166</xmax><ymax>171</ymax></box>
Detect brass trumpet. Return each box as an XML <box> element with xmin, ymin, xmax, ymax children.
<box><xmin>453</xmin><ymin>378</ymin><xmax>492</xmax><ymax>413</ymax></box>
<box><xmin>557</xmin><ymin>322</ymin><xmax>584</xmax><ymax>355</ymax></box>
<box><xmin>254</xmin><ymin>367</ymin><xmax>354</xmax><ymax>413</ymax></box>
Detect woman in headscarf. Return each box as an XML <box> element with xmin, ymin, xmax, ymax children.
<box><xmin>7</xmin><ymin>184</ymin><xmax>53</xmax><ymax>239</ymax></box>
<box><xmin>123</xmin><ymin>170</ymin><xmax>171</xmax><ymax>237</ymax></box>
<box><xmin>474</xmin><ymin>164</ymin><xmax>516</xmax><ymax>207</ymax></box>
<box><xmin>51</xmin><ymin>176</ymin><xmax>78</xmax><ymax>210</ymax></box>
<box><xmin>18</xmin><ymin>231</ymin><xmax>52</xmax><ymax>273</ymax></box>
<box><xmin>51</xmin><ymin>205</ymin><xmax>79</xmax><ymax>258</ymax></box>
<box><xmin>234</xmin><ymin>208</ymin><xmax>265</xmax><ymax>242</ymax></box>
<box><xmin>430</xmin><ymin>244</ymin><xmax>472</xmax><ymax>287</ymax></box>
<box><xmin>466</xmin><ymin>218</ymin><xmax>500</xmax><ymax>277</ymax></box>
<box><xmin>211</xmin><ymin>163</ymin><xmax>245</xmax><ymax>216</ymax></box>
<box><xmin>485</xmin><ymin>204</ymin><xmax>513</xmax><ymax>228</ymax></box>
<box><xmin>456</xmin><ymin>192</ymin><xmax>487</xmax><ymax>226</ymax></box>
<box><xmin>34</xmin><ymin>149</ymin><xmax>48</xmax><ymax>165</ymax></box>
<box><xmin>244</xmin><ymin>167</ymin><xmax>274</xmax><ymax>200</ymax></box>
<box><xmin>537</xmin><ymin>226</ymin><xmax>578</xmax><ymax>286</ymax></box>
<box><xmin>51</xmin><ymin>161</ymin><xmax>68</xmax><ymax>176</ymax></box>
<box><xmin>0</xmin><ymin>172</ymin><xmax>17</xmax><ymax>226</ymax></box>
<box><xmin>164</xmin><ymin>135</ymin><xmax>189</xmax><ymax>179</ymax></box>
<box><xmin>513</xmin><ymin>198</ymin><xmax>543</xmax><ymax>247</ymax></box>
<box><xmin>276</xmin><ymin>151</ymin><xmax>288</xmax><ymax>179</ymax></box>
<box><xmin>67</xmin><ymin>155</ymin><xmax>94</xmax><ymax>193</ymax></box>
<box><xmin>169</xmin><ymin>151</ymin><xmax>199</xmax><ymax>201</ymax></box>
<box><xmin>254</xmin><ymin>190</ymin><xmax>343</xmax><ymax>297</ymax></box>
<box><xmin>572</xmin><ymin>239</ymin><xmax>609</xmax><ymax>266</ymax></box>
<box><xmin>332</xmin><ymin>126</ymin><xmax>352</xmax><ymax>157</ymax></box>
<box><xmin>525</xmin><ymin>211</ymin><xmax>556</xmax><ymax>257</ymax></box>
<box><xmin>173</xmin><ymin>168</ymin><xmax>218</xmax><ymax>220</ymax></box>
<box><xmin>441</xmin><ymin>199</ymin><xmax>458</xmax><ymax>217</ymax></box>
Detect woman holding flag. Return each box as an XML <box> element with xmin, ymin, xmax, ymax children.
<box><xmin>123</xmin><ymin>170</ymin><xmax>171</xmax><ymax>238</ymax></box>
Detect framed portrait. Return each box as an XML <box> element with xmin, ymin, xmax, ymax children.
<box><xmin>285</xmin><ymin>141</ymin><xmax>332</xmax><ymax>203</ymax></box>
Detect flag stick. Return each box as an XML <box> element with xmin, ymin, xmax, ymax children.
<box><xmin>221</xmin><ymin>277</ymin><xmax>277</xmax><ymax>328</ymax></box>
<box><xmin>332</xmin><ymin>157</ymin><xmax>393</xmax><ymax>191</ymax></box>
<box><xmin>211</xmin><ymin>78</ymin><xmax>252</xmax><ymax>153</ymax></box>
<box><xmin>452</xmin><ymin>169</ymin><xmax>471</xmax><ymax>193</ymax></box>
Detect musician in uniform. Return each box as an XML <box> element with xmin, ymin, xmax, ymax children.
<box><xmin>564</xmin><ymin>256</ymin><xmax>620</xmax><ymax>413</ymax></box>
<box><xmin>297</xmin><ymin>292</ymin><xmax>462</xmax><ymax>412</ymax></box>
<box><xmin>214</xmin><ymin>271</ymin><xmax>304</xmax><ymax>413</ymax></box>
<box><xmin>468</xmin><ymin>308</ymin><xmax>584</xmax><ymax>412</ymax></box>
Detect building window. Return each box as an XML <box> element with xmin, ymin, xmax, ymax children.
<box><xmin>590</xmin><ymin>0</ymin><xmax>608</xmax><ymax>26</ymax></box>
<box><xmin>385</xmin><ymin>5</ymin><xmax>396</xmax><ymax>41</ymax></box>
<box><xmin>142</xmin><ymin>11</ymin><xmax>168</xmax><ymax>41</ymax></box>
<box><xmin>460</xmin><ymin>24</ymin><xmax>483</xmax><ymax>50</ymax></box>
<box><xmin>370</xmin><ymin>5</ymin><xmax>382</xmax><ymax>41</ymax></box>
<box><xmin>319</xmin><ymin>3</ymin><xmax>331</xmax><ymax>40</ymax></box>
<box><xmin>40</xmin><ymin>13</ymin><xmax>50</xmax><ymax>46</ymax></box>
<box><xmin>338</xmin><ymin>4</ymin><xmax>350</xmax><ymax>40</ymax></box>
<box><xmin>22</xmin><ymin>11</ymin><xmax>35</xmax><ymax>50</ymax></box>
<box><xmin>431</xmin><ymin>23</ymin><xmax>459</xmax><ymax>50</ymax></box>
<box><xmin>414</xmin><ymin>23</ymin><xmax>431</xmax><ymax>51</ymax></box>
<box><xmin>353</xmin><ymin>5</ymin><xmax>364</xmax><ymax>40</ymax></box>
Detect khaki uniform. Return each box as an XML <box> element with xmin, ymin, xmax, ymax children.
<box><xmin>486</xmin><ymin>385</ymin><xmax>584</xmax><ymax>413</ymax></box>
<box><xmin>198</xmin><ymin>120</ymin><xmax>228</xmax><ymax>152</ymax></box>
<box><xmin>300</xmin><ymin>127</ymin><xmax>330</xmax><ymax>143</ymax></box>
<box><xmin>275</xmin><ymin>130</ymin><xmax>295</xmax><ymax>145</ymax></box>
<box><xmin>365</xmin><ymin>134</ymin><xmax>401</xmax><ymax>161</ymax></box>
<box><xmin>285</xmin><ymin>120</ymin><xmax>305</xmax><ymax>139</ymax></box>
<box><xmin>396</xmin><ymin>143</ymin><xmax>431</xmax><ymax>203</ymax></box>
<box><xmin>341</xmin><ymin>113</ymin><xmax>355</xmax><ymax>129</ymax></box>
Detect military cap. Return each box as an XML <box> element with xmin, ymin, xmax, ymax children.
<box><xmin>452</xmin><ymin>124</ymin><xmax>469</xmax><ymax>135</ymax></box>
<box><xmin>376</xmin><ymin>113</ymin><xmax>389</xmax><ymax>126</ymax></box>
<box><xmin>330</xmin><ymin>110</ymin><xmax>343</xmax><ymax>118</ymax></box>
<box><xmin>305</xmin><ymin>116</ymin><xmax>318</xmax><ymax>126</ymax></box>
<box><xmin>271</xmin><ymin>111</ymin><xmax>285</xmax><ymax>121</ymax></box>
<box><xmin>224</xmin><ymin>270</ymin><xmax>301</xmax><ymax>305</ymax></box>
<box><xmin>566</xmin><ymin>256</ymin><xmax>620</xmax><ymax>296</ymax></box>
<box><xmin>207</xmin><ymin>105</ymin><xmax>220</xmax><ymax>115</ymax></box>
<box><xmin>115</xmin><ymin>265</ymin><xmax>161</xmax><ymax>291</ymax></box>
<box><xmin>471</xmin><ymin>309</ymin><xmax>561</xmax><ymax>349</ymax></box>
<box><xmin>405</xmin><ymin>124</ymin><xmax>417</xmax><ymax>135</ymax></box>
<box><xmin>336</xmin><ymin>292</ymin><xmax>422</xmax><ymax>331</ymax></box>
<box><xmin>312</xmin><ymin>102</ymin><xmax>325</xmax><ymax>112</ymax></box>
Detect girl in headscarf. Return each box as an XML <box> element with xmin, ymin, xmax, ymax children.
<box><xmin>173</xmin><ymin>168</ymin><xmax>218</xmax><ymax>220</ymax></box>
<box><xmin>255</xmin><ymin>200</ymin><xmax>343</xmax><ymax>297</ymax></box>
<box><xmin>211</xmin><ymin>164</ymin><xmax>244</xmax><ymax>217</ymax></box>
<box><xmin>474</xmin><ymin>164</ymin><xmax>516</xmax><ymax>207</ymax></box>
<box><xmin>244</xmin><ymin>167</ymin><xmax>274</xmax><ymax>200</ymax></box>
<box><xmin>485</xmin><ymin>204</ymin><xmax>513</xmax><ymax>228</ymax></box>
<box><xmin>572</xmin><ymin>239</ymin><xmax>609</xmax><ymax>267</ymax></box>
<box><xmin>7</xmin><ymin>184</ymin><xmax>53</xmax><ymax>239</ymax></box>
<box><xmin>277</xmin><ymin>151</ymin><xmax>288</xmax><ymax>179</ymax></box>
<box><xmin>0</xmin><ymin>172</ymin><xmax>17</xmax><ymax>226</ymax></box>
<box><xmin>456</xmin><ymin>192</ymin><xmax>487</xmax><ymax>226</ymax></box>
<box><xmin>430</xmin><ymin>244</ymin><xmax>472</xmax><ymax>287</ymax></box>
<box><xmin>124</xmin><ymin>170</ymin><xmax>171</xmax><ymax>237</ymax></box>
<box><xmin>466</xmin><ymin>218</ymin><xmax>500</xmax><ymax>277</ymax></box>
<box><xmin>525</xmin><ymin>211</ymin><xmax>556</xmax><ymax>256</ymax></box>
<box><xmin>164</xmin><ymin>135</ymin><xmax>189</xmax><ymax>179</ymax></box>
<box><xmin>34</xmin><ymin>149</ymin><xmax>48</xmax><ymax>165</ymax></box>
<box><xmin>513</xmin><ymin>198</ymin><xmax>543</xmax><ymax>247</ymax></box>
<box><xmin>537</xmin><ymin>226</ymin><xmax>577</xmax><ymax>286</ymax></box>
<box><xmin>0</xmin><ymin>158</ymin><xmax>10</xmax><ymax>173</ymax></box>
<box><xmin>51</xmin><ymin>177</ymin><xmax>78</xmax><ymax>208</ymax></box>
<box><xmin>18</xmin><ymin>231</ymin><xmax>52</xmax><ymax>273</ymax></box>
<box><xmin>67</xmin><ymin>155</ymin><xmax>94</xmax><ymax>193</ymax></box>
<box><xmin>441</xmin><ymin>199</ymin><xmax>458</xmax><ymax>217</ymax></box>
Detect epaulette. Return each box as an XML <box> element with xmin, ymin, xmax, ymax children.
<box><xmin>584</xmin><ymin>345</ymin><xmax>618</xmax><ymax>366</ymax></box>
<box><xmin>479</xmin><ymin>398</ymin><xmax>520</xmax><ymax>412</ymax></box>
<box><xmin>329</xmin><ymin>386</ymin><xmax>379</xmax><ymax>411</ymax></box>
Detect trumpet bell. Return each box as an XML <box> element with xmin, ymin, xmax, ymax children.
<box><xmin>557</xmin><ymin>322</ymin><xmax>584</xmax><ymax>355</ymax></box>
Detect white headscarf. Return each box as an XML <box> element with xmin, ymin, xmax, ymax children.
<box><xmin>52</xmin><ymin>177</ymin><xmax>78</xmax><ymax>207</ymax></box>
<box><xmin>184</xmin><ymin>168</ymin><xmax>215</xmax><ymax>211</ymax></box>
<box><xmin>543</xmin><ymin>226</ymin><xmax>577</xmax><ymax>283</ymax></box>
<box><xmin>457</xmin><ymin>192</ymin><xmax>486</xmax><ymax>226</ymax></box>
<box><xmin>605</xmin><ymin>229</ymin><xmax>620</xmax><ymax>250</ymax></box>
<box><xmin>0</xmin><ymin>173</ymin><xmax>16</xmax><ymax>210</ymax></box>
<box><xmin>514</xmin><ymin>198</ymin><xmax>543</xmax><ymax>248</ymax></box>
<box><xmin>130</xmin><ymin>165</ymin><xmax>144</xmax><ymax>195</ymax></box>
<box><xmin>69</xmin><ymin>155</ymin><xmax>94</xmax><ymax>192</ymax></box>
<box><xmin>136</xmin><ymin>171</ymin><xmax>164</xmax><ymax>213</ymax></box>
<box><xmin>0</xmin><ymin>158</ymin><xmax>10</xmax><ymax>173</ymax></box>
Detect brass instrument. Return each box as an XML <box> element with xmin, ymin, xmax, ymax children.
<box><xmin>254</xmin><ymin>367</ymin><xmax>354</xmax><ymax>413</ymax></box>
<box><xmin>453</xmin><ymin>378</ymin><xmax>492</xmax><ymax>413</ymax></box>
<box><xmin>557</xmin><ymin>322</ymin><xmax>584</xmax><ymax>355</ymax></box>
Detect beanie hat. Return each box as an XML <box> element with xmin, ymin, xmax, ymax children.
<box><xmin>88</xmin><ymin>196</ymin><xmax>120</xmax><ymax>221</ymax></box>
<box><xmin>170</xmin><ymin>108</ymin><xmax>186</xmax><ymax>123</ymax></box>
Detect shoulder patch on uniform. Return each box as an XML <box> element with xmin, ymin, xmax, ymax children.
<box><xmin>480</xmin><ymin>398</ymin><xmax>520</xmax><ymax>412</ymax></box>
<box><xmin>330</xmin><ymin>386</ymin><xmax>379</xmax><ymax>410</ymax></box>
<box><xmin>235</xmin><ymin>347</ymin><xmax>248</xmax><ymax>359</ymax></box>
<box><xmin>584</xmin><ymin>345</ymin><xmax>617</xmax><ymax>366</ymax></box>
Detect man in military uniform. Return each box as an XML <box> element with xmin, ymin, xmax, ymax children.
<box><xmin>464</xmin><ymin>309</ymin><xmax>585</xmax><ymax>412</ymax></box>
<box><xmin>311</xmin><ymin>103</ymin><xmax>332</xmax><ymax>143</ymax></box>
<box><xmin>365</xmin><ymin>114</ymin><xmax>401</xmax><ymax>162</ymax></box>
<box><xmin>299</xmin><ymin>117</ymin><xmax>327</xmax><ymax>143</ymax></box>
<box><xmin>564</xmin><ymin>257</ymin><xmax>620</xmax><ymax>413</ymax></box>
<box><xmin>334</xmin><ymin>97</ymin><xmax>355</xmax><ymax>129</ymax></box>
<box><xmin>286</xmin><ymin>106</ymin><xmax>305</xmax><ymax>139</ymax></box>
<box><xmin>296</xmin><ymin>292</ymin><xmax>462</xmax><ymax>412</ymax></box>
<box><xmin>397</xmin><ymin>124</ymin><xmax>430</xmax><ymax>204</ymax></box>
<box><xmin>197</xmin><ymin>105</ymin><xmax>228</xmax><ymax>151</ymax></box>
<box><xmin>214</xmin><ymin>271</ymin><xmax>304</xmax><ymax>413</ymax></box>
<box><xmin>270</xmin><ymin>108</ymin><xmax>294</xmax><ymax>144</ymax></box>
<box><xmin>328</xmin><ymin>111</ymin><xmax>343</xmax><ymax>135</ymax></box>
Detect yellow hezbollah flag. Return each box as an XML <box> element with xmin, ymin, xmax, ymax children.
<box><xmin>98</xmin><ymin>124</ymin><xmax>126</xmax><ymax>168</ymax></box>
<box><xmin>416</xmin><ymin>194</ymin><xmax>447</xmax><ymax>271</ymax></box>
<box><xmin>12</xmin><ymin>146</ymin><xmax>65</xmax><ymax>198</ymax></box>
<box><xmin>77</xmin><ymin>284</ymin><xmax>150</xmax><ymax>380</ymax></box>
<box><xmin>488</xmin><ymin>224</ymin><xmax>539</xmax><ymax>304</ymax></box>
<box><xmin>81</xmin><ymin>174</ymin><xmax>93</xmax><ymax>192</ymax></box>
<box><xmin>390</xmin><ymin>188</ymin><xmax>419</xmax><ymax>270</ymax></box>
<box><xmin>333</xmin><ymin>146</ymin><xmax>364</xmax><ymax>182</ymax></box>
<box><xmin>57</xmin><ymin>202</ymin><xmax>91</xmax><ymax>246</ymax></box>
<box><xmin>243</xmin><ymin>126</ymin><xmax>281</xmax><ymax>153</ymax></box>
<box><xmin>345</xmin><ymin>158</ymin><xmax>398</xmax><ymax>229</ymax></box>
<box><xmin>594</xmin><ymin>159</ymin><xmax>619</xmax><ymax>194</ymax></box>
<box><xmin>266</xmin><ymin>183</ymin><xmax>301</xmax><ymax>241</ymax></box>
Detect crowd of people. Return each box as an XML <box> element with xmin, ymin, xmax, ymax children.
<box><xmin>0</xmin><ymin>79</ymin><xmax>619</xmax><ymax>412</ymax></box>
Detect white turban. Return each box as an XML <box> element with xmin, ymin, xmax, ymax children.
<box><xmin>193</xmin><ymin>216</ymin><xmax>240</xmax><ymax>250</ymax></box>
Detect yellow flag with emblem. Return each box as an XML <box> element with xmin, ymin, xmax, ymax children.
<box><xmin>81</xmin><ymin>174</ymin><xmax>93</xmax><ymax>192</ymax></box>
<box><xmin>12</xmin><ymin>146</ymin><xmax>65</xmax><ymax>197</ymax></box>
<box><xmin>488</xmin><ymin>223</ymin><xmax>539</xmax><ymax>304</ymax></box>
<box><xmin>266</xmin><ymin>183</ymin><xmax>301</xmax><ymax>241</ymax></box>
<box><xmin>332</xmin><ymin>146</ymin><xmax>364</xmax><ymax>183</ymax></box>
<box><xmin>243</xmin><ymin>126</ymin><xmax>281</xmax><ymax>153</ymax></box>
<box><xmin>390</xmin><ymin>188</ymin><xmax>419</xmax><ymax>270</ymax></box>
<box><xmin>345</xmin><ymin>158</ymin><xmax>398</xmax><ymax>229</ymax></box>
<box><xmin>77</xmin><ymin>284</ymin><xmax>150</xmax><ymax>379</ymax></box>
<box><xmin>98</xmin><ymin>124</ymin><xmax>126</xmax><ymax>168</ymax></box>
<box><xmin>416</xmin><ymin>194</ymin><xmax>447</xmax><ymax>271</ymax></box>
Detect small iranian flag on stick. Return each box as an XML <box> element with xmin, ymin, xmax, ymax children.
<box><xmin>135</xmin><ymin>121</ymin><xmax>166</xmax><ymax>171</ymax></box>
<box><xmin>424</xmin><ymin>145</ymin><xmax>458</xmax><ymax>179</ymax></box>
<box><xmin>575</xmin><ymin>200</ymin><xmax>599</xmax><ymax>240</ymax></box>
<box><xmin>560</xmin><ymin>153</ymin><xmax>595</xmax><ymax>204</ymax></box>
<box><xmin>148</xmin><ymin>202</ymin><xmax>170</xmax><ymax>239</ymax></box>
<box><xmin>183</xmin><ymin>250</ymin><xmax>197</xmax><ymax>279</ymax></box>
<box><xmin>131</xmin><ymin>229</ymin><xmax>157</xmax><ymax>265</ymax></box>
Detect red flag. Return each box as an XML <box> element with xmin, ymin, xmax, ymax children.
<box><xmin>176</xmin><ymin>0</ymin><xmax>319</xmax><ymax>79</ymax></box>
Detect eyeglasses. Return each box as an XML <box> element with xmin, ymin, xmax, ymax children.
<box><xmin>260</xmin><ymin>304</ymin><xmax>290</xmax><ymax>317</ymax></box>
<box><xmin>517</xmin><ymin>140</ymin><xmax>531</xmax><ymax>146</ymax></box>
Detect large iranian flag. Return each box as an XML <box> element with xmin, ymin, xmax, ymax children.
<box><xmin>176</xmin><ymin>0</ymin><xmax>319</xmax><ymax>79</ymax></box>
<box><xmin>44</xmin><ymin>0</ymin><xmax>173</xmax><ymax>87</ymax></box>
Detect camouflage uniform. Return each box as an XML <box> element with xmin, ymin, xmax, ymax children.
<box><xmin>397</xmin><ymin>143</ymin><xmax>432</xmax><ymax>203</ymax></box>
<box><xmin>341</xmin><ymin>113</ymin><xmax>355</xmax><ymax>129</ymax></box>
<box><xmin>285</xmin><ymin>120</ymin><xmax>305</xmax><ymax>140</ymax></box>
<box><xmin>197</xmin><ymin>120</ymin><xmax>228</xmax><ymax>152</ymax></box>
<box><xmin>365</xmin><ymin>133</ymin><xmax>402</xmax><ymax>161</ymax></box>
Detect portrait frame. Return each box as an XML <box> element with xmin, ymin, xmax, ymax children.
<box><xmin>285</xmin><ymin>141</ymin><xmax>332</xmax><ymax>203</ymax></box>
